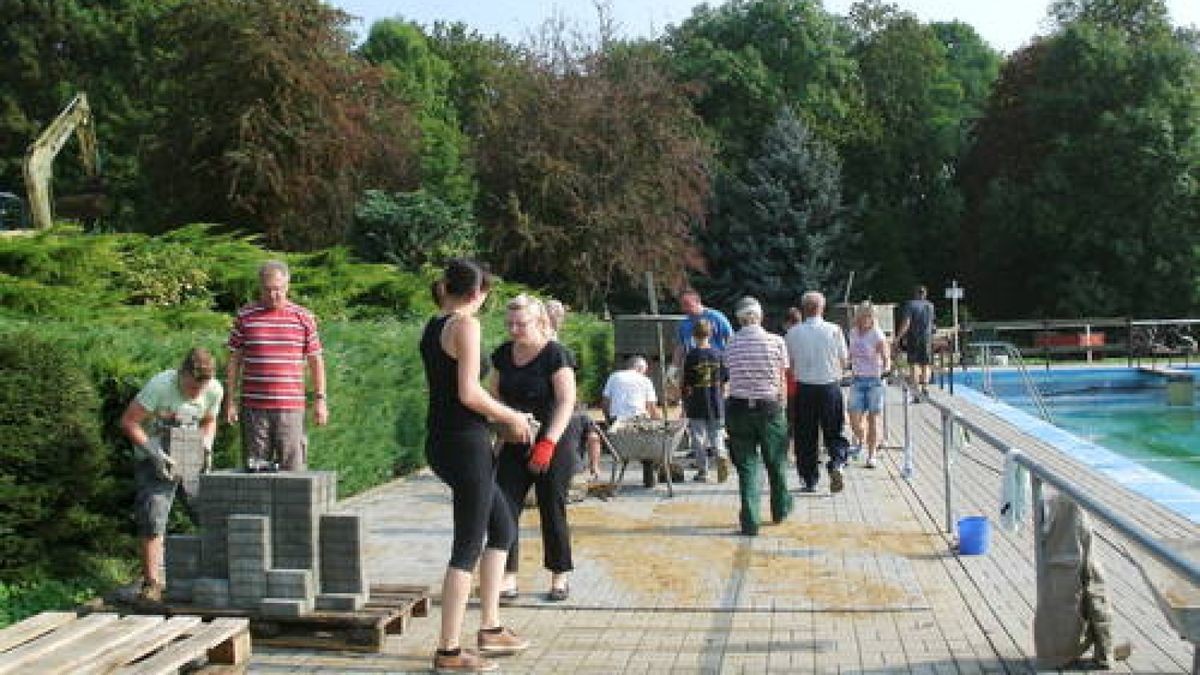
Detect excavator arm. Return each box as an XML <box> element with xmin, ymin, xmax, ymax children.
<box><xmin>22</xmin><ymin>93</ymin><xmax>100</xmax><ymax>229</ymax></box>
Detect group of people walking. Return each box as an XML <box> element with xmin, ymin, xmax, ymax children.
<box><xmin>419</xmin><ymin>258</ymin><xmax>938</xmax><ymax>671</ymax></box>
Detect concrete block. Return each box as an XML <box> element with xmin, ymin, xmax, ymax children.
<box><xmin>260</xmin><ymin>598</ymin><xmax>311</xmax><ymax>617</ymax></box>
<box><xmin>165</xmin><ymin>535</ymin><xmax>202</xmax><ymax>582</ymax></box>
<box><xmin>227</xmin><ymin>556</ymin><xmax>267</xmax><ymax>569</ymax></box>
<box><xmin>227</xmin><ymin>514</ymin><xmax>270</xmax><ymax>531</ymax></box>
<box><xmin>315</xmin><ymin>593</ymin><xmax>365</xmax><ymax>611</ymax></box>
<box><xmin>320</xmin><ymin>513</ymin><xmax>367</xmax><ymax>594</ymax></box>
<box><xmin>192</xmin><ymin>578</ymin><xmax>230</xmax><ymax>608</ymax></box>
<box><xmin>267</xmin><ymin>568</ymin><xmax>314</xmax><ymax>600</ymax></box>
<box><xmin>165</xmin><ymin>579</ymin><xmax>193</xmax><ymax>603</ymax></box>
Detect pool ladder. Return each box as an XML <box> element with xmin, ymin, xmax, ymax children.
<box><xmin>968</xmin><ymin>341</ymin><xmax>1055</xmax><ymax>424</ymax></box>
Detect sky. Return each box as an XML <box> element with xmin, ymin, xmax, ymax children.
<box><xmin>330</xmin><ymin>0</ymin><xmax>1200</xmax><ymax>53</ymax></box>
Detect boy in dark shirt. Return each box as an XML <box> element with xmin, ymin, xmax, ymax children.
<box><xmin>682</xmin><ymin>320</ymin><xmax>729</xmax><ymax>482</ymax></box>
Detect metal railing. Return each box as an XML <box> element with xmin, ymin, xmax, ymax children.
<box><xmin>967</xmin><ymin>341</ymin><xmax>1054</xmax><ymax>423</ymax></box>
<box><xmin>893</xmin><ymin>378</ymin><xmax>1200</xmax><ymax>665</ymax></box>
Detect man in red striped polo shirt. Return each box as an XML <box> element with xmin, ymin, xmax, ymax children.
<box><xmin>223</xmin><ymin>260</ymin><xmax>328</xmax><ymax>470</ymax></box>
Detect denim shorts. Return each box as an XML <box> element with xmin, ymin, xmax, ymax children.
<box><xmin>848</xmin><ymin>376</ymin><xmax>884</xmax><ymax>413</ymax></box>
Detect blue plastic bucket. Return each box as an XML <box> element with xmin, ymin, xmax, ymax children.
<box><xmin>957</xmin><ymin>516</ymin><xmax>990</xmax><ymax>555</ymax></box>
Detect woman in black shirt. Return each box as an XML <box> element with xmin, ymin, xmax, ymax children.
<box><xmin>492</xmin><ymin>294</ymin><xmax>580</xmax><ymax>602</ymax></box>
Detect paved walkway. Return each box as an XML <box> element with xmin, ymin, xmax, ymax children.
<box><xmin>250</xmin><ymin>386</ymin><xmax>1197</xmax><ymax>673</ymax></box>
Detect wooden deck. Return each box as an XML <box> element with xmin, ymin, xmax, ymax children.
<box><xmin>245</xmin><ymin>385</ymin><xmax>1197</xmax><ymax>673</ymax></box>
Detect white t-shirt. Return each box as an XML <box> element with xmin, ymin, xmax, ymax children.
<box><xmin>784</xmin><ymin>317</ymin><xmax>848</xmax><ymax>385</ymax></box>
<box><xmin>603</xmin><ymin>369</ymin><xmax>657</xmax><ymax>420</ymax></box>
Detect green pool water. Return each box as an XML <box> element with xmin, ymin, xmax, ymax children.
<box><xmin>1049</xmin><ymin>404</ymin><xmax>1200</xmax><ymax>489</ymax></box>
<box><xmin>957</xmin><ymin>368</ymin><xmax>1200</xmax><ymax>490</ymax></box>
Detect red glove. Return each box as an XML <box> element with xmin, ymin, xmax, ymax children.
<box><xmin>528</xmin><ymin>439</ymin><xmax>556</xmax><ymax>472</ymax></box>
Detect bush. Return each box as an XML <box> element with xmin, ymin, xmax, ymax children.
<box><xmin>0</xmin><ymin>557</ymin><xmax>133</xmax><ymax>628</ymax></box>
<box><xmin>0</xmin><ymin>225</ymin><xmax>441</xmax><ymax>325</ymax></box>
<box><xmin>118</xmin><ymin>243</ymin><xmax>212</xmax><ymax>308</ymax></box>
<box><xmin>0</xmin><ymin>332</ymin><xmax>120</xmax><ymax>581</ymax></box>
<box><xmin>350</xmin><ymin>189</ymin><xmax>479</xmax><ymax>268</ymax></box>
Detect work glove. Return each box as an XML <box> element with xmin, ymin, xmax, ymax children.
<box><xmin>528</xmin><ymin>438</ymin><xmax>556</xmax><ymax>473</ymax></box>
<box><xmin>137</xmin><ymin>438</ymin><xmax>177</xmax><ymax>482</ymax></box>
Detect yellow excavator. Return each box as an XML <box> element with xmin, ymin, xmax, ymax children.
<box><xmin>21</xmin><ymin>92</ymin><xmax>106</xmax><ymax>230</ymax></box>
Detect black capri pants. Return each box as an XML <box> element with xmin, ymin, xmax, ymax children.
<box><xmin>496</xmin><ymin>415</ymin><xmax>583</xmax><ymax>574</ymax></box>
<box><xmin>426</xmin><ymin>428</ymin><xmax>517</xmax><ymax>572</ymax></box>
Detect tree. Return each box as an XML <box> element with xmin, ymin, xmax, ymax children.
<box><xmin>143</xmin><ymin>0</ymin><xmax>419</xmax><ymax>249</ymax></box>
<box><xmin>696</xmin><ymin>109</ymin><xmax>859</xmax><ymax>318</ymax></box>
<box><xmin>359</xmin><ymin>20</ymin><xmax>475</xmax><ymax>212</ymax></box>
<box><xmin>426</xmin><ymin>22</ymin><xmax>525</xmax><ymax>144</ymax></box>
<box><xmin>0</xmin><ymin>0</ymin><xmax>173</xmax><ymax>226</ymax></box>
<box><xmin>475</xmin><ymin>37</ymin><xmax>712</xmax><ymax>306</ymax></box>
<box><xmin>962</xmin><ymin>1</ymin><xmax>1200</xmax><ymax>317</ymax></box>
<box><xmin>665</xmin><ymin>0</ymin><xmax>867</xmax><ymax>171</ymax></box>
<box><xmin>841</xmin><ymin>3</ymin><xmax>984</xmax><ymax>300</ymax></box>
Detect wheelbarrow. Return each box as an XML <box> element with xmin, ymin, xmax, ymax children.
<box><xmin>598</xmin><ymin>418</ymin><xmax>688</xmax><ymax>497</ymax></box>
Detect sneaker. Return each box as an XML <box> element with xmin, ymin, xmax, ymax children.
<box><xmin>477</xmin><ymin>626</ymin><xmax>531</xmax><ymax>655</ymax></box>
<box><xmin>799</xmin><ymin>485</ymin><xmax>817</xmax><ymax>493</ymax></box>
<box><xmin>693</xmin><ymin>471</ymin><xmax>708</xmax><ymax>482</ymax></box>
<box><xmin>434</xmin><ymin>648</ymin><xmax>497</xmax><ymax>673</ymax></box>
<box><xmin>546</xmin><ymin>583</ymin><xmax>570</xmax><ymax>602</ymax></box>
<box><xmin>829</xmin><ymin>467</ymin><xmax>844</xmax><ymax>493</ymax></box>
<box><xmin>136</xmin><ymin>579</ymin><xmax>164</xmax><ymax>604</ymax></box>
<box><xmin>716</xmin><ymin>456</ymin><xmax>731</xmax><ymax>483</ymax></box>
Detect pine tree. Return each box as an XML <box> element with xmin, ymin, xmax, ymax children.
<box><xmin>695</xmin><ymin>109</ymin><xmax>861</xmax><ymax>320</ymax></box>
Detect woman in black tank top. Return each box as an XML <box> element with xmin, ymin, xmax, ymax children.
<box><xmin>420</xmin><ymin>259</ymin><xmax>533</xmax><ymax>672</ymax></box>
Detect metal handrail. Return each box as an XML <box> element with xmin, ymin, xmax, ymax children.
<box><xmin>908</xmin><ymin>379</ymin><xmax>1200</xmax><ymax>590</ymax></box>
<box><xmin>968</xmin><ymin>341</ymin><xmax>1054</xmax><ymax>424</ymax></box>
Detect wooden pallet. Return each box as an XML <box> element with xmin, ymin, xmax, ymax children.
<box><xmin>0</xmin><ymin>611</ymin><xmax>249</xmax><ymax>674</ymax></box>
<box><xmin>93</xmin><ymin>583</ymin><xmax>428</xmax><ymax>653</ymax></box>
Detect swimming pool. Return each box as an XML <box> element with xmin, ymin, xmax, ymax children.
<box><xmin>951</xmin><ymin>366</ymin><xmax>1200</xmax><ymax>523</ymax></box>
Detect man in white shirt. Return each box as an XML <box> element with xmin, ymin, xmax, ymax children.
<box><xmin>602</xmin><ymin>355</ymin><xmax>660</xmax><ymax>421</ymax></box>
<box><xmin>601</xmin><ymin>356</ymin><xmax>661</xmax><ymax>486</ymax></box>
<box><xmin>784</xmin><ymin>291</ymin><xmax>850</xmax><ymax>494</ymax></box>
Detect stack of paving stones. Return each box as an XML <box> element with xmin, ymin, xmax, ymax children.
<box><xmin>164</xmin><ymin>535</ymin><xmax>200</xmax><ymax>602</ymax></box>
<box><xmin>165</xmin><ymin>470</ymin><xmax>368</xmax><ymax>617</ymax></box>
<box><xmin>317</xmin><ymin>514</ymin><xmax>368</xmax><ymax>611</ymax></box>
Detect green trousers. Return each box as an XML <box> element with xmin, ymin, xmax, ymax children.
<box><xmin>726</xmin><ymin>404</ymin><xmax>792</xmax><ymax>534</ymax></box>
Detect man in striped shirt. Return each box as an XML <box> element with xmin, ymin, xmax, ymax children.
<box><xmin>724</xmin><ymin>296</ymin><xmax>792</xmax><ymax>536</ymax></box>
<box><xmin>224</xmin><ymin>260</ymin><xmax>328</xmax><ymax>470</ymax></box>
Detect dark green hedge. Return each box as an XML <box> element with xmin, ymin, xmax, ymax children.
<box><xmin>0</xmin><ymin>331</ymin><xmax>121</xmax><ymax>581</ymax></box>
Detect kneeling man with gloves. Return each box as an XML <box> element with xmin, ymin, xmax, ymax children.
<box><xmin>120</xmin><ymin>347</ymin><xmax>223</xmax><ymax>603</ymax></box>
